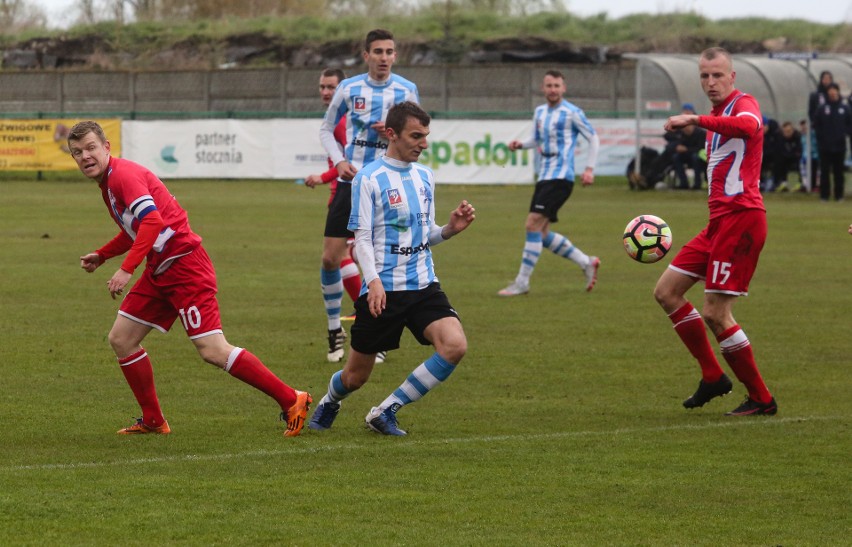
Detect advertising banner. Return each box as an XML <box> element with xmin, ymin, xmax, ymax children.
<box><xmin>0</xmin><ymin>119</ymin><xmax>122</xmax><ymax>171</ymax></box>
<box><xmin>122</xmin><ymin>118</ymin><xmax>669</xmax><ymax>182</ymax></box>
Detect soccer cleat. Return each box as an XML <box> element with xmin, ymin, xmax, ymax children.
<box><xmin>584</xmin><ymin>256</ymin><xmax>601</xmax><ymax>292</ymax></box>
<box><xmin>497</xmin><ymin>281</ymin><xmax>529</xmax><ymax>297</ymax></box>
<box><xmin>308</xmin><ymin>401</ymin><xmax>341</xmax><ymax>431</ymax></box>
<box><xmin>117</xmin><ymin>418</ymin><xmax>171</xmax><ymax>435</ymax></box>
<box><xmin>725</xmin><ymin>396</ymin><xmax>778</xmax><ymax>417</ymax></box>
<box><xmin>327</xmin><ymin>327</ymin><xmax>346</xmax><ymax>362</ymax></box>
<box><xmin>683</xmin><ymin>373</ymin><xmax>733</xmax><ymax>409</ymax></box>
<box><xmin>281</xmin><ymin>390</ymin><xmax>313</xmax><ymax>437</ymax></box>
<box><xmin>375</xmin><ymin>351</ymin><xmax>387</xmax><ymax>364</ymax></box>
<box><xmin>366</xmin><ymin>405</ymin><xmax>407</xmax><ymax>436</ymax></box>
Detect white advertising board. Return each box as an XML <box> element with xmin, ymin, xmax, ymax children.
<box><xmin>122</xmin><ymin>118</ymin><xmax>668</xmax><ymax>182</ymax></box>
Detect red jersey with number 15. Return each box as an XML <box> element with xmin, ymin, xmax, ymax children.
<box><xmin>699</xmin><ymin>90</ymin><xmax>766</xmax><ymax>219</ymax></box>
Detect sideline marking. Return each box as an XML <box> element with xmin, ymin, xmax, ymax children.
<box><xmin>3</xmin><ymin>415</ymin><xmax>841</xmax><ymax>472</ymax></box>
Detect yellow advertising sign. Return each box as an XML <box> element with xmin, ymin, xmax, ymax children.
<box><xmin>0</xmin><ymin>119</ymin><xmax>122</xmax><ymax>171</ymax></box>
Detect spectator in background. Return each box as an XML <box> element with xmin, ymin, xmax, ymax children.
<box><xmin>808</xmin><ymin>71</ymin><xmax>833</xmax><ymax>122</ymax></box>
<box><xmin>671</xmin><ymin>103</ymin><xmax>707</xmax><ymax>190</ymax></box>
<box><xmin>799</xmin><ymin>119</ymin><xmax>819</xmax><ymax>193</ymax></box>
<box><xmin>760</xmin><ymin>116</ymin><xmax>780</xmax><ymax>191</ymax></box>
<box><xmin>813</xmin><ymin>83</ymin><xmax>852</xmax><ymax>202</ymax></box>
<box><xmin>771</xmin><ymin>121</ymin><xmax>802</xmax><ymax>192</ymax></box>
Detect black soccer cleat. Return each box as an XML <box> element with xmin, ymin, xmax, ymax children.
<box><xmin>682</xmin><ymin>373</ymin><xmax>733</xmax><ymax>409</ymax></box>
<box><xmin>725</xmin><ymin>396</ymin><xmax>778</xmax><ymax>417</ymax></box>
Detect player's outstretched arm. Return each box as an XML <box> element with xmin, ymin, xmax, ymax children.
<box><xmin>441</xmin><ymin>200</ymin><xmax>476</xmax><ymax>239</ymax></box>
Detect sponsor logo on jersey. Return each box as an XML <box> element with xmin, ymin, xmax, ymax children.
<box><xmin>390</xmin><ymin>241</ymin><xmax>430</xmax><ymax>256</ymax></box>
<box><xmin>386</xmin><ymin>188</ymin><xmax>403</xmax><ymax>209</ymax></box>
<box><xmin>353</xmin><ymin>96</ymin><xmax>367</xmax><ymax>114</ymax></box>
<box><xmin>352</xmin><ymin>139</ymin><xmax>388</xmax><ymax>149</ymax></box>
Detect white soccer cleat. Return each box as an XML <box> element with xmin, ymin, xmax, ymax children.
<box><xmin>497</xmin><ymin>281</ymin><xmax>530</xmax><ymax>297</ymax></box>
<box><xmin>327</xmin><ymin>327</ymin><xmax>346</xmax><ymax>362</ymax></box>
<box><xmin>583</xmin><ymin>257</ymin><xmax>600</xmax><ymax>292</ymax></box>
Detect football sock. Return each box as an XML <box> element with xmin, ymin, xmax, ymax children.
<box><xmin>669</xmin><ymin>303</ymin><xmax>725</xmax><ymax>382</ymax></box>
<box><xmin>516</xmin><ymin>231</ymin><xmax>542</xmax><ymax>285</ymax></box>
<box><xmin>543</xmin><ymin>231</ymin><xmax>590</xmax><ymax>268</ymax></box>
<box><xmin>321</xmin><ymin>267</ymin><xmax>343</xmax><ymax>331</ymax></box>
<box><xmin>117</xmin><ymin>348</ymin><xmax>166</xmax><ymax>427</ymax></box>
<box><xmin>717</xmin><ymin>325</ymin><xmax>773</xmax><ymax>403</ymax></box>
<box><xmin>319</xmin><ymin>370</ymin><xmax>351</xmax><ymax>405</ymax></box>
<box><xmin>226</xmin><ymin>348</ymin><xmax>297</xmax><ymax>411</ymax></box>
<box><xmin>379</xmin><ymin>352</ymin><xmax>457</xmax><ymax>410</ymax></box>
<box><xmin>340</xmin><ymin>257</ymin><xmax>362</xmax><ymax>303</ymax></box>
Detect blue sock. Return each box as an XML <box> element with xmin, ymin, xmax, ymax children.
<box><xmin>321</xmin><ymin>268</ymin><xmax>343</xmax><ymax>331</ymax></box>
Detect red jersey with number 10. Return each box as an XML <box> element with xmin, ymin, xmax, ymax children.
<box><xmin>699</xmin><ymin>90</ymin><xmax>766</xmax><ymax>219</ymax></box>
<box><xmin>100</xmin><ymin>156</ymin><xmax>202</xmax><ymax>273</ymax></box>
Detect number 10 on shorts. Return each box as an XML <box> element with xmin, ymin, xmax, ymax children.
<box><xmin>179</xmin><ymin>306</ymin><xmax>202</xmax><ymax>330</ymax></box>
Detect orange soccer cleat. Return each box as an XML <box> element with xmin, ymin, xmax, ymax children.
<box><xmin>282</xmin><ymin>391</ymin><xmax>313</xmax><ymax>437</ymax></box>
<box><xmin>117</xmin><ymin>418</ymin><xmax>171</xmax><ymax>435</ymax></box>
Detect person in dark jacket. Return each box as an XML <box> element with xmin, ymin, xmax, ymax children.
<box><xmin>813</xmin><ymin>83</ymin><xmax>852</xmax><ymax>201</ymax></box>
<box><xmin>771</xmin><ymin>121</ymin><xmax>803</xmax><ymax>192</ymax></box>
<box><xmin>808</xmin><ymin>71</ymin><xmax>833</xmax><ymax>122</ymax></box>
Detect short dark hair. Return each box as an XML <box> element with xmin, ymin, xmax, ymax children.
<box><xmin>68</xmin><ymin>120</ymin><xmax>107</xmax><ymax>144</ymax></box>
<box><xmin>544</xmin><ymin>69</ymin><xmax>564</xmax><ymax>81</ymax></box>
<box><xmin>700</xmin><ymin>47</ymin><xmax>732</xmax><ymax>65</ymax></box>
<box><xmin>365</xmin><ymin>29</ymin><xmax>394</xmax><ymax>51</ymax></box>
<box><xmin>826</xmin><ymin>82</ymin><xmax>840</xmax><ymax>92</ymax></box>
<box><xmin>385</xmin><ymin>101</ymin><xmax>430</xmax><ymax>134</ymax></box>
<box><xmin>322</xmin><ymin>68</ymin><xmax>345</xmax><ymax>81</ymax></box>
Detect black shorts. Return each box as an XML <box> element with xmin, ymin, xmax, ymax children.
<box><xmin>350</xmin><ymin>282</ymin><xmax>460</xmax><ymax>354</ymax></box>
<box><xmin>529</xmin><ymin>178</ymin><xmax>574</xmax><ymax>222</ymax></box>
<box><xmin>324</xmin><ymin>181</ymin><xmax>354</xmax><ymax>238</ymax></box>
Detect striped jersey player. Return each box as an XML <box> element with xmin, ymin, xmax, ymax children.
<box><xmin>498</xmin><ymin>69</ymin><xmax>602</xmax><ymax>297</ymax></box>
<box><xmin>316</xmin><ymin>28</ymin><xmax>420</xmax><ymax>364</ymax></box>
<box><xmin>309</xmin><ymin>101</ymin><xmax>476</xmax><ymax>437</ymax></box>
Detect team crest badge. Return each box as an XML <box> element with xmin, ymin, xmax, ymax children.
<box><xmin>386</xmin><ymin>188</ymin><xmax>404</xmax><ymax>209</ymax></box>
<box><xmin>353</xmin><ymin>96</ymin><xmax>367</xmax><ymax>114</ymax></box>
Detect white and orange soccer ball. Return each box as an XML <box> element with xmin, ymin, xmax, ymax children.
<box><xmin>622</xmin><ymin>214</ymin><xmax>673</xmax><ymax>263</ymax></box>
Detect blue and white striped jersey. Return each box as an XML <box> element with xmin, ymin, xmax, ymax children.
<box><xmin>520</xmin><ymin>99</ymin><xmax>599</xmax><ymax>182</ymax></box>
<box><xmin>320</xmin><ymin>73</ymin><xmax>419</xmax><ymax>173</ymax></box>
<box><xmin>349</xmin><ymin>156</ymin><xmax>438</xmax><ymax>293</ymax></box>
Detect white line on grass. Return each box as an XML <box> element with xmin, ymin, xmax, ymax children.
<box><xmin>4</xmin><ymin>415</ymin><xmax>842</xmax><ymax>472</ymax></box>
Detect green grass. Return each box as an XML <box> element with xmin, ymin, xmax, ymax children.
<box><xmin>0</xmin><ymin>178</ymin><xmax>850</xmax><ymax>545</ymax></box>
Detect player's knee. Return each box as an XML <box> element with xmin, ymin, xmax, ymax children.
<box><xmin>437</xmin><ymin>333</ymin><xmax>467</xmax><ymax>364</ymax></box>
<box><xmin>108</xmin><ymin>329</ymin><xmax>134</xmax><ymax>357</ymax></box>
<box><xmin>321</xmin><ymin>254</ymin><xmax>339</xmax><ymax>270</ymax></box>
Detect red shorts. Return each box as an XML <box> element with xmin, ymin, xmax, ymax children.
<box><xmin>668</xmin><ymin>209</ymin><xmax>766</xmax><ymax>296</ymax></box>
<box><xmin>118</xmin><ymin>246</ymin><xmax>223</xmax><ymax>339</ymax></box>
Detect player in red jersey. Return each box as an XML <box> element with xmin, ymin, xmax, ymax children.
<box><xmin>654</xmin><ymin>47</ymin><xmax>777</xmax><ymax>416</ymax></box>
<box><xmin>304</xmin><ymin>68</ymin><xmax>364</xmax><ymax>329</ymax></box>
<box><xmin>70</xmin><ymin>121</ymin><xmax>312</xmax><ymax>436</ymax></box>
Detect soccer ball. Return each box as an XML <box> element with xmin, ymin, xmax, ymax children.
<box><xmin>622</xmin><ymin>214</ymin><xmax>673</xmax><ymax>263</ymax></box>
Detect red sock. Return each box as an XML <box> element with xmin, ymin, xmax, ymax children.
<box><xmin>118</xmin><ymin>348</ymin><xmax>166</xmax><ymax>427</ymax></box>
<box><xmin>717</xmin><ymin>325</ymin><xmax>773</xmax><ymax>403</ymax></box>
<box><xmin>340</xmin><ymin>257</ymin><xmax>362</xmax><ymax>302</ymax></box>
<box><xmin>227</xmin><ymin>349</ymin><xmax>297</xmax><ymax>411</ymax></box>
<box><xmin>669</xmin><ymin>303</ymin><xmax>725</xmax><ymax>382</ymax></box>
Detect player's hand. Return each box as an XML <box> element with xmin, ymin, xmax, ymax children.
<box><xmin>581</xmin><ymin>167</ymin><xmax>595</xmax><ymax>186</ymax></box>
<box><xmin>80</xmin><ymin>253</ymin><xmax>102</xmax><ymax>273</ymax></box>
<box><xmin>444</xmin><ymin>200</ymin><xmax>476</xmax><ymax>238</ymax></box>
<box><xmin>304</xmin><ymin>174</ymin><xmax>324</xmax><ymax>188</ymax></box>
<box><xmin>336</xmin><ymin>160</ymin><xmax>357</xmax><ymax>181</ymax></box>
<box><xmin>366</xmin><ymin>279</ymin><xmax>386</xmax><ymax>318</ymax></box>
<box><xmin>664</xmin><ymin>114</ymin><xmax>699</xmax><ymax>131</ymax></box>
<box><xmin>107</xmin><ymin>268</ymin><xmax>132</xmax><ymax>300</ymax></box>
<box><xmin>848</xmin><ymin>223</ymin><xmax>852</xmax><ymax>235</ymax></box>
<box><xmin>508</xmin><ymin>140</ymin><xmax>523</xmax><ymax>151</ymax></box>
<box><xmin>371</xmin><ymin>121</ymin><xmax>386</xmax><ymax>135</ymax></box>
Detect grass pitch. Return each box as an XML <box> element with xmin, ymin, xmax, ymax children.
<box><xmin>0</xmin><ymin>177</ymin><xmax>849</xmax><ymax>545</ymax></box>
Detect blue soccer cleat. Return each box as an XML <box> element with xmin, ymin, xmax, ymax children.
<box><xmin>308</xmin><ymin>401</ymin><xmax>341</xmax><ymax>431</ymax></box>
<box><xmin>365</xmin><ymin>405</ymin><xmax>407</xmax><ymax>436</ymax></box>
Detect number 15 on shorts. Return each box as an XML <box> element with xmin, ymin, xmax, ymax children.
<box><xmin>711</xmin><ymin>261</ymin><xmax>731</xmax><ymax>285</ymax></box>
